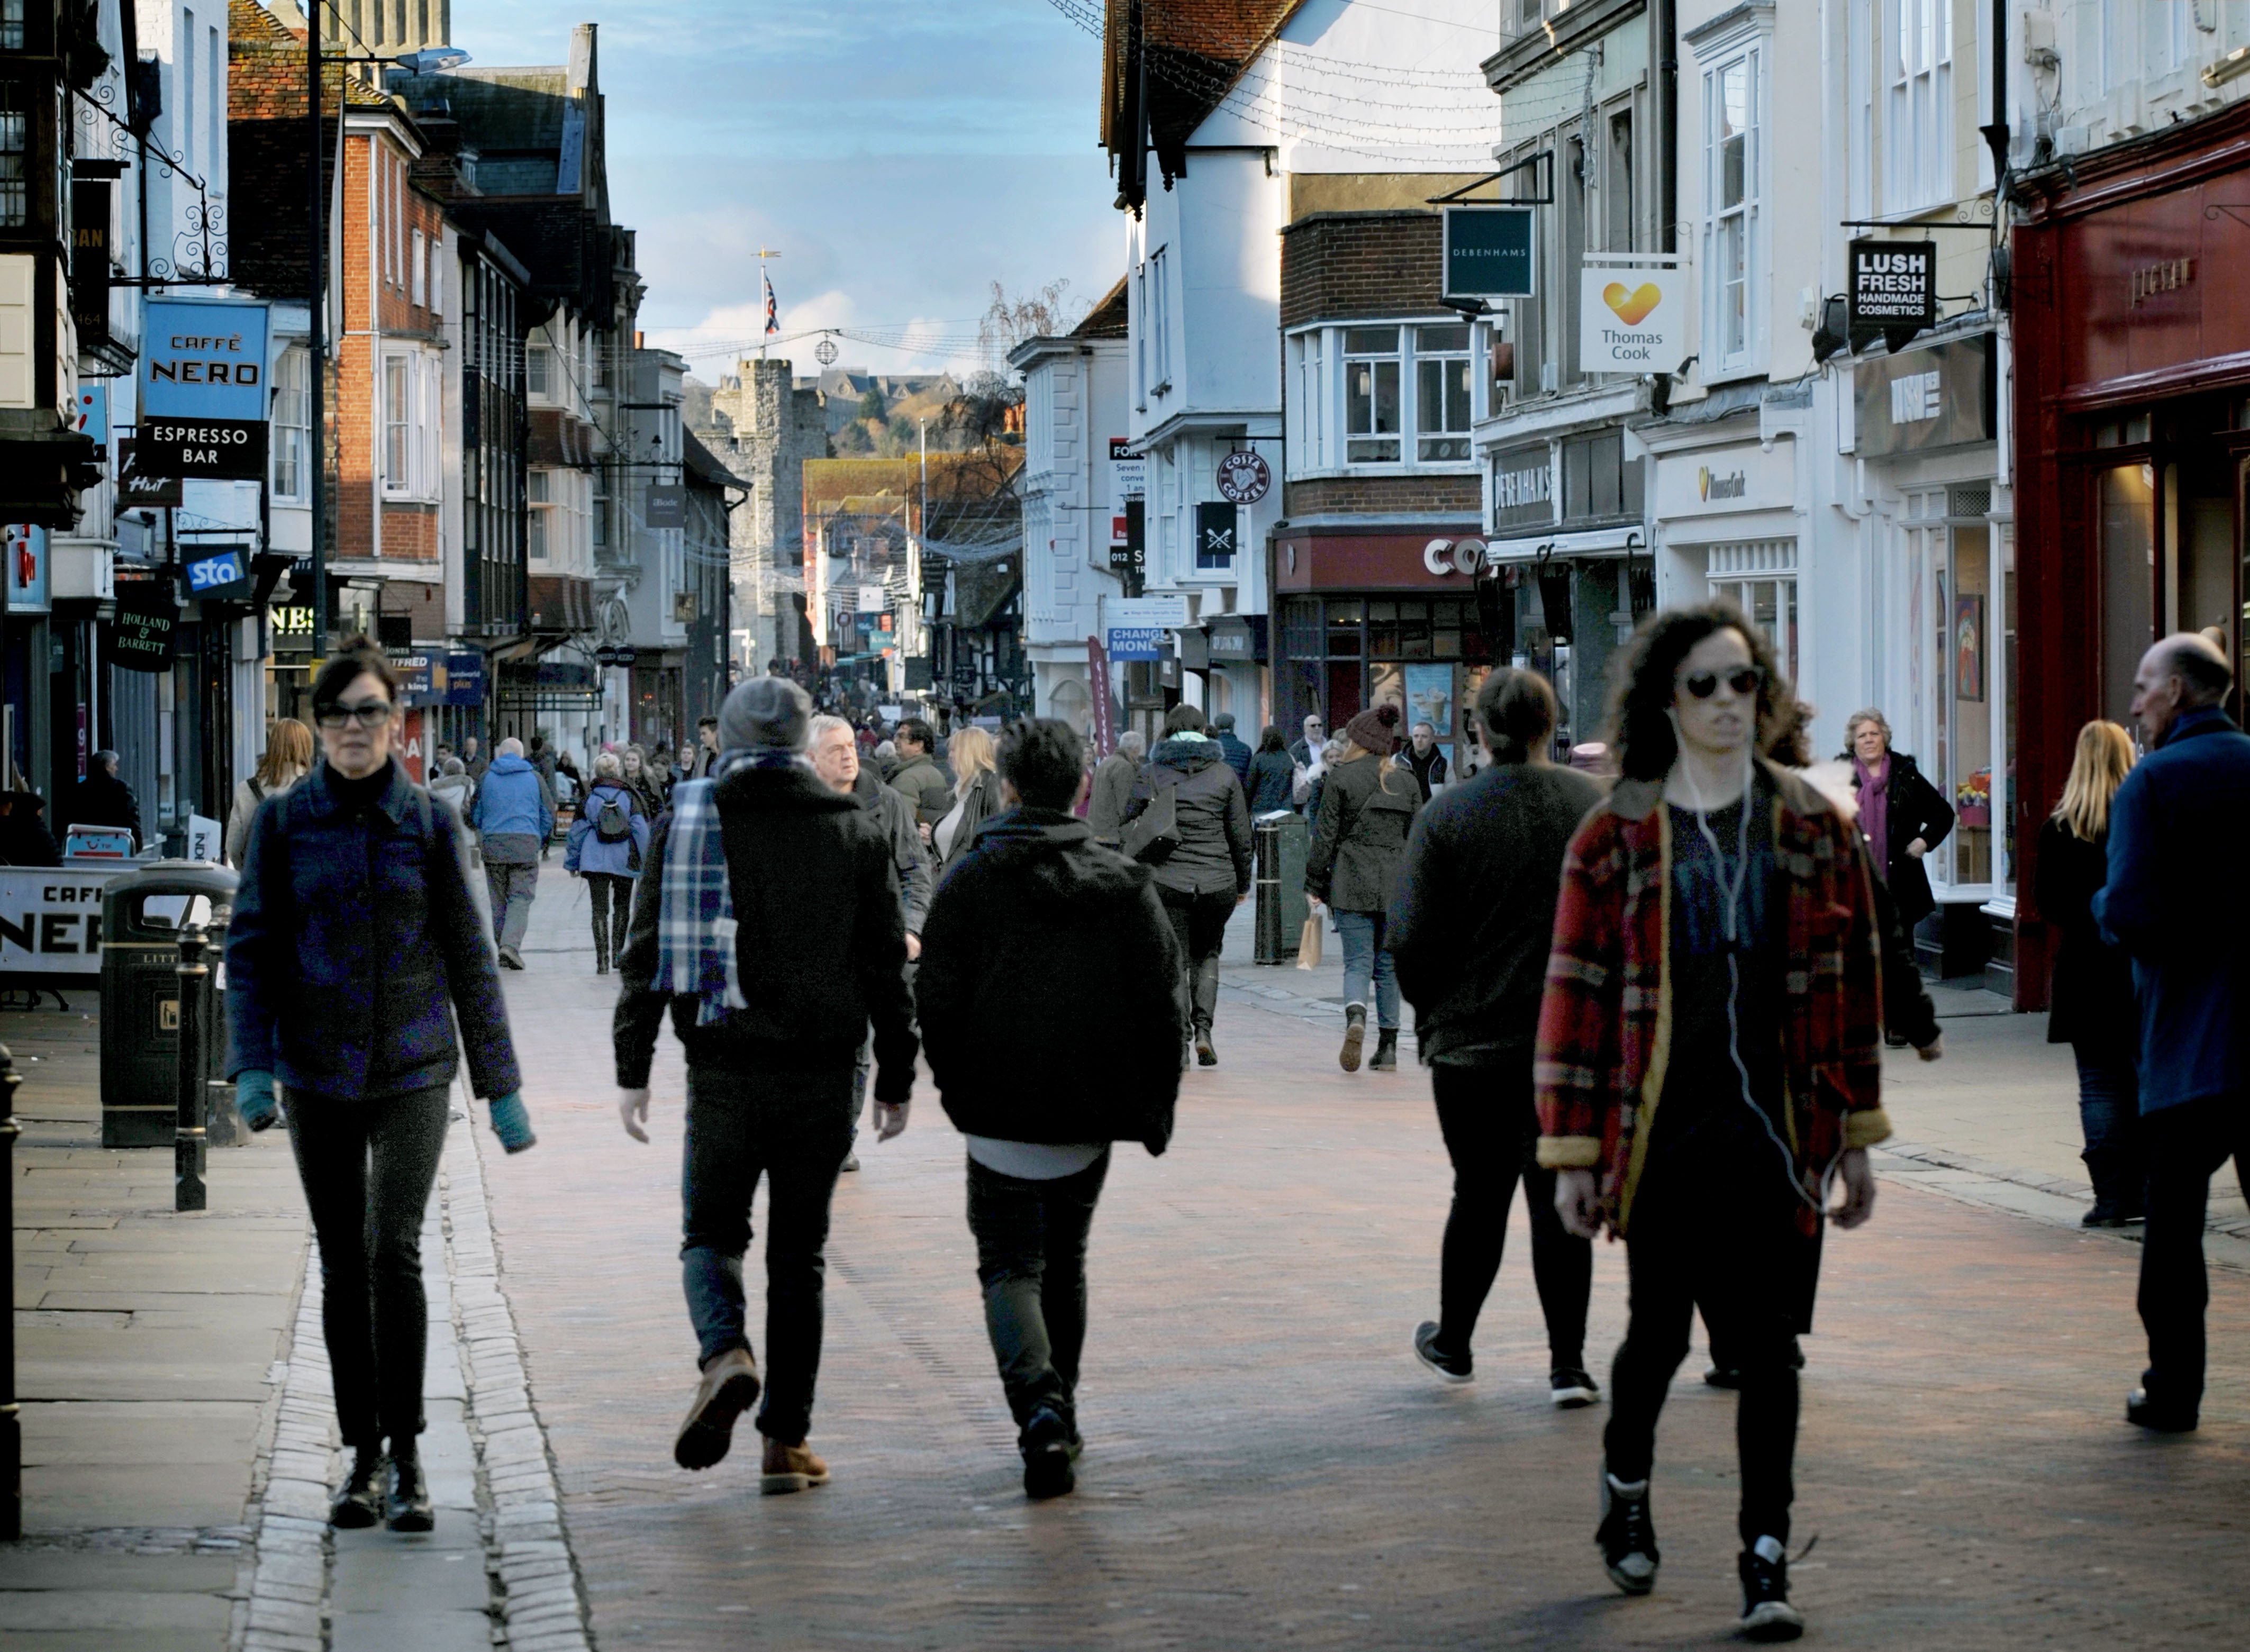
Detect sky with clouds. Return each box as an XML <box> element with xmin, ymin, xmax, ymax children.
<box><xmin>442</xmin><ymin>0</ymin><xmax>1123</xmax><ymax>381</ymax></box>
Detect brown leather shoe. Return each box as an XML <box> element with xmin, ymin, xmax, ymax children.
<box><xmin>673</xmin><ymin>1348</ymin><xmax>760</xmax><ymax>1471</ymax></box>
<box><xmin>759</xmin><ymin>1436</ymin><xmax>832</xmax><ymax>1495</ymax></box>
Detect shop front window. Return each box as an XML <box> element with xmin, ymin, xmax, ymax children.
<box><xmin>1927</xmin><ymin>490</ymin><xmax>2017</xmax><ymax>897</ymax></box>
<box><xmin>1946</xmin><ymin>522</ymin><xmax>1993</xmax><ymax>886</ymax></box>
<box><xmin>2099</xmin><ymin>462</ymin><xmax>2155</xmax><ymax>730</ymax></box>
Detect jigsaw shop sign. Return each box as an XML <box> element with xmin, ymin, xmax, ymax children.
<box><xmin>137</xmin><ymin>298</ymin><xmax>270</xmax><ymax>481</ymax></box>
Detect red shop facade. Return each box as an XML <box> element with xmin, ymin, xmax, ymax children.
<box><xmin>2012</xmin><ymin>102</ymin><xmax>2250</xmax><ymax>1008</ymax></box>
<box><xmin>1269</xmin><ymin>525</ymin><xmax>1511</xmax><ymax>773</ymax></box>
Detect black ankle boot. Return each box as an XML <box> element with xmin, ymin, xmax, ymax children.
<box><xmin>385</xmin><ymin>1453</ymin><xmax>434</xmax><ymax>1532</ymax></box>
<box><xmin>1370</xmin><ymin>1029</ymin><xmax>1399</xmax><ymax>1071</ymax></box>
<box><xmin>329</xmin><ymin>1446</ymin><xmax>385</xmax><ymax>1528</ymax></box>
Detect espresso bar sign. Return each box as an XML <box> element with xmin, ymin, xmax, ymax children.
<box><xmin>1848</xmin><ymin>239</ymin><xmax>1937</xmax><ymax>332</ymax></box>
<box><xmin>137</xmin><ymin>297</ymin><xmax>271</xmax><ymax>480</ymax></box>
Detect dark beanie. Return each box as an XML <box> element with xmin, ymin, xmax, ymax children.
<box><xmin>1345</xmin><ymin>702</ymin><xmax>1402</xmax><ymax>755</ymax></box>
<box><xmin>721</xmin><ymin>676</ymin><xmax>810</xmax><ymax>752</ymax></box>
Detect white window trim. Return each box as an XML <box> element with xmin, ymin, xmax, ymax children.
<box><xmin>1884</xmin><ymin>0</ymin><xmax>1953</xmax><ymax>214</ymax></box>
<box><xmin>270</xmin><ymin>344</ymin><xmax>310</xmax><ymax>503</ymax></box>
<box><xmin>410</xmin><ymin>228</ymin><xmax>425</xmax><ymax>306</ymax></box>
<box><xmin>1699</xmin><ymin>44</ymin><xmax>1765</xmax><ymax>382</ymax></box>
<box><xmin>1283</xmin><ymin>319</ymin><xmax>1483</xmax><ymax>482</ymax></box>
<box><xmin>1148</xmin><ymin>246</ymin><xmax>1173</xmax><ymax>399</ymax></box>
<box><xmin>380</xmin><ymin>347</ymin><xmax>441</xmax><ymax>502</ymax></box>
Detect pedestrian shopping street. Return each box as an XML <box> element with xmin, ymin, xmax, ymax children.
<box><xmin>6</xmin><ymin>866</ymin><xmax>2247</xmax><ymax>1651</ymax></box>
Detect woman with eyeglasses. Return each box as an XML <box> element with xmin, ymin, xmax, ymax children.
<box><xmin>225</xmin><ymin>641</ymin><xmax>535</xmax><ymax>1535</ymax></box>
<box><xmin>1536</xmin><ymin>603</ymin><xmax>1889</xmax><ymax>1642</ymax></box>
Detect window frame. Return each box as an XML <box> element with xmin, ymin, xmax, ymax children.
<box><xmin>1701</xmin><ymin>44</ymin><xmax>1763</xmax><ymax>379</ymax></box>
<box><xmin>1885</xmin><ymin>0</ymin><xmax>1953</xmax><ymax>214</ymax></box>
<box><xmin>270</xmin><ymin>344</ymin><xmax>309</xmax><ymax>503</ymax></box>
<box><xmin>380</xmin><ymin>348</ymin><xmax>440</xmax><ymax>501</ymax></box>
<box><xmin>1284</xmin><ymin>318</ymin><xmax>1484</xmax><ymax>480</ymax></box>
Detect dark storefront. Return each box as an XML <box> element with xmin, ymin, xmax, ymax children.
<box><xmin>2013</xmin><ymin>102</ymin><xmax>2250</xmax><ymax>1007</ymax></box>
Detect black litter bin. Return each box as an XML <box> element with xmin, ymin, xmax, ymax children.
<box><xmin>1253</xmin><ymin>812</ymin><xmax>1312</xmax><ymax>965</ymax></box>
<box><xmin>99</xmin><ymin>864</ymin><xmax>238</xmax><ymax>1149</ymax></box>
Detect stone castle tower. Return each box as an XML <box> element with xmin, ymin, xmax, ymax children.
<box><xmin>706</xmin><ymin>359</ymin><xmax>829</xmax><ymax>669</ymax></box>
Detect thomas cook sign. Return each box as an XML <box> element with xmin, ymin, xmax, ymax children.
<box><xmin>137</xmin><ymin>298</ymin><xmax>270</xmax><ymax>480</ymax></box>
<box><xmin>1579</xmin><ymin>258</ymin><xmax>1681</xmax><ymax>373</ymax></box>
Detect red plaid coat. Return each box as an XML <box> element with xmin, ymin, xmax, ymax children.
<box><xmin>1533</xmin><ymin>761</ymin><xmax>1891</xmax><ymax>1236</ymax></box>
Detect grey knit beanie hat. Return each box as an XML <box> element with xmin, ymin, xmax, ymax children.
<box><xmin>720</xmin><ymin>676</ymin><xmax>811</xmax><ymax>753</ymax></box>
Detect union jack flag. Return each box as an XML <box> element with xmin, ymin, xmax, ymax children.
<box><xmin>763</xmin><ymin>271</ymin><xmax>778</xmax><ymax>337</ymax></box>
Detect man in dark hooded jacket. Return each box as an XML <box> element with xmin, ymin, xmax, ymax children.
<box><xmin>917</xmin><ymin>717</ymin><xmax>1184</xmax><ymax>1500</ymax></box>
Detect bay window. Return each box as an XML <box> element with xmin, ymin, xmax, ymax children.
<box><xmin>1287</xmin><ymin>321</ymin><xmax>1485</xmax><ymax>475</ymax></box>
<box><xmin>1415</xmin><ymin>324</ymin><xmax>1473</xmax><ymax>461</ymax></box>
<box><xmin>1345</xmin><ymin>327</ymin><xmax>1401</xmax><ymax>462</ymax></box>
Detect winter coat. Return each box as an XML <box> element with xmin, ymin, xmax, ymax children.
<box><xmin>1404</xmin><ymin>742</ymin><xmax>1449</xmax><ymax>802</ymax></box>
<box><xmin>1535</xmin><ymin>758</ymin><xmax>1891</xmax><ymax>1237</ymax></box>
<box><xmin>612</xmin><ymin>765</ymin><xmax>916</xmax><ymax>1096</ymax></box>
<box><xmin>854</xmin><ymin>766</ymin><xmax>933</xmax><ymax>934</ymax></box>
<box><xmin>1840</xmin><ymin>749</ymin><xmax>1953</xmax><ymax>928</ymax></box>
<box><xmin>565</xmin><ymin>780</ymin><xmax>652</xmax><ymax>878</ymax></box>
<box><xmin>2034</xmin><ymin>815</ymin><xmax>2134</xmax><ymax>1057</ymax></box>
<box><xmin>889</xmin><ymin>751</ymin><xmax>954</xmax><ymax>827</ymax></box>
<box><xmin>225</xmin><ymin>771</ymin><xmax>307</xmax><ymax>869</ymax></box>
<box><xmin>0</xmin><ymin>811</ymin><xmax>61</xmax><ymax>867</ymax></box>
<box><xmin>1305</xmin><ymin>748</ymin><xmax>1422</xmax><ymax>913</ymax></box>
<box><xmin>1390</xmin><ymin>761</ymin><xmax>1602</xmax><ymax>1066</ymax></box>
<box><xmin>471</xmin><ymin>753</ymin><xmax>555</xmax><ymax>863</ymax></box>
<box><xmin>938</xmin><ymin>771</ymin><xmax>1001</xmax><ymax>875</ymax></box>
<box><xmin>1122</xmin><ymin>736</ymin><xmax>1253</xmax><ymax>899</ymax></box>
<box><xmin>427</xmin><ymin>770</ymin><xmax>475</xmax><ymax>822</ymax></box>
<box><xmin>1246</xmin><ymin>749</ymin><xmax>1296</xmax><ymax>815</ymax></box>
<box><xmin>916</xmin><ymin>809</ymin><xmax>1184</xmax><ymax>1154</ymax></box>
<box><xmin>1213</xmin><ymin>729</ymin><xmax>1254</xmax><ymax>788</ymax></box>
<box><xmin>67</xmin><ymin>767</ymin><xmax>142</xmax><ymax>842</ymax></box>
<box><xmin>1086</xmin><ymin>750</ymin><xmax>1141</xmax><ymax>843</ymax></box>
<box><xmin>2093</xmin><ymin>704</ymin><xmax>2250</xmax><ymax>1111</ymax></box>
<box><xmin>225</xmin><ymin>760</ymin><xmax>520</xmax><ymax>1103</ymax></box>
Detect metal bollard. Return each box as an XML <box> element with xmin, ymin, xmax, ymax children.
<box><xmin>175</xmin><ymin>924</ymin><xmax>209</xmax><ymax>1213</ymax></box>
<box><xmin>1</xmin><ymin>1041</ymin><xmax>21</xmax><ymax>1539</ymax></box>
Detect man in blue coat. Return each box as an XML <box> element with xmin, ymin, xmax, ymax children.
<box><xmin>2094</xmin><ymin>632</ymin><xmax>2250</xmax><ymax>1432</ymax></box>
<box><xmin>471</xmin><ymin>737</ymin><xmax>555</xmax><ymax>970</ymax></box>
<box><xmin>1210</xmin><ymin>712</ymin><xmax>1254</xmax><ymax>789</ymax></box>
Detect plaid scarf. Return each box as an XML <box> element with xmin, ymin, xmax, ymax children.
<box><xmin>655</xmin><ymin>747</ymin><xmax>812</xmax><ymax>1025</ymax></box>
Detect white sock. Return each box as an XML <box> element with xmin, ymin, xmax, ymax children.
<box><xmin>1606</xmin><ymin>1473</ymin><xmax>1648</xmax><ymax>1496</ymax></box>
<box><xmin>1753</xmin><ymin>1535</ymin><xmax>1785</xmax><ymax>1565</ymax></box>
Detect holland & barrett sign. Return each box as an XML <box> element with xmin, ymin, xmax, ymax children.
<box><xmin>138</xmin><ymin>298</ymin><xmax>271</xmax><ymax>481</ymax></box>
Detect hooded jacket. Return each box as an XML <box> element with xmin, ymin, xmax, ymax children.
<box><xmin>565</xmin><ymin>779</ymin><xmax>652</xmax><ymax>878</ymax></box>
<box><xmin>1305</xmin><ymin>748</ymin><xmax>1422</xmax><ymax>912</ymax></box>
<box><xmin>889</xmin><ymin>750</ymin><xmax>954</xmax><ymax>827</ymax></box>
<box><xmin>916</xmin><ymin>809</ymin><xmax>1184</xmax><ymax>1152</ymax></box>
<box><xmin>1121</xmin><ymin>735</ymin><xmax>1253</xmax><ymax>898</ymax></box>
<box><xmin>471</xmin><ymin>752</ymin><xmax>555</xmax><ymax>860</ymax></box>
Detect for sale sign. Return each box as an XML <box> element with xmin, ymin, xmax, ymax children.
<box><xmin>1848</xmin><ymin>240</ymin><xmax>1937</xmax><ymax>332</ymax></box>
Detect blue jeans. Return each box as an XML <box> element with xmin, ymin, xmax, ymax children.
<box><xmin>1333</xmin><ymin>909</ymin><xmax>1399</xmax><ymax>1030</ymax></box>
<box><xmin>679</xmin><ymin>1065</ymin><xmax>857</xmax><ymax>1445</ymax></box>
<box><xmin>2074</xmin><ymin>1045</ymin><xmax>2146</xmax><ymax>1215</ymax></box>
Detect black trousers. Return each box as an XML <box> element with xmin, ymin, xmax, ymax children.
<box><xmin>1429</xmin><ymin>1061</ymin><xmax>1592</xmax><ymax>1368</ymax></box>
<box><xmin>586</xmin><ymin>872</ymin><xmax>633</xmax><ymax>966</ymax></box>
<box><xmin>287</xmin><ymin>1084</ymin><xmax>451</xmax><ymax>1451</ymax></box>
<box><xmin>2138</xmin><ymin>1094</ymin><xmax>2250</xmax><ymax>1418</ymax></box>
<box><xmin>1604</xmin><ymin>1142</ymin><xmax>1804</xmax><ymax>1547</ymax></box>
<box><xmin>966</xmin><ymin>1150</ymin><xmax>1111</xmax><ymax>1431</ymax></box>
<box><xmin>679</xmin><ymin>1064</ymin><xmax>856</xmax><ymax>1445</ymax></box>
<box><xmin>1159</xmin><ymin>887</ymin><xmax>1234</xmax><ymax>1034</ymax></box>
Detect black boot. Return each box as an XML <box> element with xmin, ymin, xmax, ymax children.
<box><xmin>329</xmin><ymin>1445</ymin><xmax>385</xmax><ymax>1528</ymax></box>
<box><xmin>1339</xmin><ymin>1004</ymin><xmax>1367</xmax><ymax>1073</ymax></box>
<box><xmin>385</xmin><ymin>1451</ymin><xmax>434</xmax><ymax>1533</ymax></box>
<box><xmin>1370</xmin><ymin>1029</ymin><xmax>1399</xmax><ymax>1071</ymax></box>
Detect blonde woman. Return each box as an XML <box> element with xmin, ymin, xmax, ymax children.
<box><xmin>226</xmin><ymin>719</ymin><xmax>315</xmax><ymax>868</ymax></box>
<box><xmin>934</xmin><ymin>723</ymin><xmax>999</xmax><ymax>871</ymax></box>
<box><xmin>1305</xmin><ymin>701</ymin><xmax>1422</xmax><ymax>1073</ymax></box>
<box><xmin>2035</xmin><ymin>720</ymin><xmax>2143</xmax><ymax>1227</ymax></box>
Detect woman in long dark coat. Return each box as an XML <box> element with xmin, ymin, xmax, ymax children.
<box><xmin>1840</xmin><ymin>707</ymin><xmax>1954</xmax><ymax>929</ymax></box>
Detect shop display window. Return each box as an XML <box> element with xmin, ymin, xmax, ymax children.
<box><xmin>1926</xmin><ymin>492</ymin><xmax>2017</xmax><ymax>898</ymax></box>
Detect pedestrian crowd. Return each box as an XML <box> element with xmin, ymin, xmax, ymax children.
<box><xmin>215</xmin><ymin>606</ymin><xmax>2249</xmax><ymax>1648</ymax></box>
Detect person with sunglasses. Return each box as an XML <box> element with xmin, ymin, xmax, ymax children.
<box><xmin>1535</xmin><ymin>603</ymin><xmax>1890</xmax><ymax>1644</ymax></box>
<box><xmin>225</xmin><ymin>641</ymin><xmax>535</xmax><ymax>1534</ymax></box>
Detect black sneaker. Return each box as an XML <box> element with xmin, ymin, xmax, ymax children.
<box><xmin>2126</xmin><ymin>1386</ymin><xmax>2198</xmax><ymax>1432</ymax></box>
<box><xmin>1550</xmin><ymin>1366</ymin><xmax>1600</xmax><ymax>1409</ymax></box>
<box><xmin>1021</xmin><ymin>1404</ymin><xmax>1076</xmax><ymax>1499</ymax></box>
<box><xmin>1412</xmin><ymin>1321</ymin><xmax>1472</xmax><ymax>1384</ymax></box>
<box><xmin>1738</xmin><ymin>1537</ymin><xmax>1804</xmax><ymax>1641</ymax></box>
<box><xmin>1194</xmin><ymin>1028</ymin><xmax>1218</xmax><ymax>1067</ymax></box>
<box><xmin>329</xmin><ymin>1448</ymin><xmax>385</xmax><ymax>1529</ymax></box>
<box><xmin>1704</xmin><ymin>1364</ymin><xmax>1741</xmax><ymax>1390</ymax></box>
<box><xmin>1595</xmin><ymin>1464</ymin><xmax>1658</xmax><ymax>1595</ymax></box>
<box><xmin>385</xmin><ymin>1455</ymin><xmax>434</xmax><ymax>1533</ymax></box>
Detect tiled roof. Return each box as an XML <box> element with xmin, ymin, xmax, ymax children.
<box><xmin>1103</xmin><ymin>0</ymin><xmax>1305</xmax><ymax>206</ymax></box>
<box><xmin>1072</xmin><ymin>275</ymin><xmax>1129</xmax><ymax>339</ymax></box>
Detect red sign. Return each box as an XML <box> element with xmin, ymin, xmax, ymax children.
<box><xmin>1273</xmin><ymin>528</ymin><xmax>1486</xmax><ymax>593</ymax></box>
<box><xmin>1086</xmin><ymin>634</ymin><xmax>1113</xmax><ymax>758</ymax></box>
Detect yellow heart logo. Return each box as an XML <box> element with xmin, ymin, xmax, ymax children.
<box><xmin>1602</xmin><ymin>282</ymin><xmax>1663</xmax><ymax>326</ymax></box>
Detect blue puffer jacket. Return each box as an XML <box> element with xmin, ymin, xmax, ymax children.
<box><xmin>225</xmin><ymin>761</ymin><xmax>521</xmax><ymax>1102</ymax></box>
<box><xmin>565</xmin><ymin>780</ymin><xmax>650</xmax><ymax>877</ymax></box>
<box><xmin>471</xmin><ymin>752</ymin><xmax>554</xmax><ymax>841</ymax></box>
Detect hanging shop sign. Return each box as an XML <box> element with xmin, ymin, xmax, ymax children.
<box><xmin>1578</xmin><ymin>257</ymin><xmax>1682</xmax><ymax>373</ymax></box>
<box><xmin>113</xmin><ymin>582</ymin><xmax>180</xmax><ymax>671</ymax></box>
<box><xmin>1215</xmin><ymin>448</ymin><xmax>1271</xmax><ymax>505</ymax></box>
<box><xmin>1852</xmin><ymin>334</ymin><xmax>1993</xmax><ymax>459</ymax></box>
<box><xmin>182</xmin><ymin>543</ymin><xmax>255</xmax><ymax>603</ymax></box>
<box><xmin>70</xmin><ymin>180</ymin><xmax>113</xmax><ymax>347</ymax></box>
<box><xmin>594</xmin><ymin>645</ymin><xmax>639</xmax><ymax>667</ymax></box>
<box><xmin>1443</xmin><ymin>206</ymin><xmax>1536</xmax><ymax>301</ymax></box>
<box><xmin>443</xmin><ymin>652</ymin><xmax>487</xmax><ymax>706</ymax></box>
<box><xmin>4</xmin><ymin>524</ymin><xmax>49</xmax><ymax>614</ymax></box>
<box><xmin>1195</xmin><ymin>501</ymin><xmax>1237</xmax><ymax>568</ymax></box>
<box><xmin>137</xmin><ymin>298</ymin><xmax>270</xmax><ymax>480</ymax></box>
<box><xmin>1206</xmin><ymin>615</ymin><xmax>1267</xmax><ymax>663</ymax></box>
<box><xmin>114</xmin><ymin>439</ymin><xmax>183</xmax><ymax>508</ymax></box>
<box><xmin>74</xmin><ymin>382</ymin><xmax>107</xmax><ymax>457</ymax></box>
<box><xmin>1847</xmin><ymin>239</ymin><xmax>1937</xmax><ymax>346</ymax></box>
<box><xmin>644</xmin><ymin>483</ymin><xmax>685</xmax><ymax>528</ymax></box>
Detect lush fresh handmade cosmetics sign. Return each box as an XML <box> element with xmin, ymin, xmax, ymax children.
<box><xmin>138</xmin><ymin>298</ymin><xmax>270</xmax><ymax>480</ymax></box>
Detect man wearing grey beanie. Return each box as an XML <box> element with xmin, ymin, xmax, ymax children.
<box><xmin>612</xmin><ymin>675</ymin><xmax>918</xmax><ymax>1493</ymax></box>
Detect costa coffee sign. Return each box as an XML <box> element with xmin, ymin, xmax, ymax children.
<box><xmin>1422</xmin><ymin>537</ymin><xmax>1489</xmax><ymax>576</ymax></box>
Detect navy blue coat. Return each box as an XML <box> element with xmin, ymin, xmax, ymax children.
<box><xmin>226</xmin><ymin>761</ymin><xmax>521</xmax><ymax>1102</ymax></box>
<box><xmin>2093</xmin><ymin>705</ymin><xmax>2250</xmax><ymax>1112</ymax></box>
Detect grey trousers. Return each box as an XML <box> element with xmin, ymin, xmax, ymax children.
<box><xmin>484</xmin><ymin>860</ymin><xmax>538</xmax><ymax>951</ymax></box>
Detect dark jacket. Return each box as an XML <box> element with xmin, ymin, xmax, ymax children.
<box><xmin>1306</xmin><ymin>749</ymin><xmax>1422</xmax><ymax>912</ymax></box>
<box><xmin>1841</xmin><ymin>749</ymin><xmax>1953</xmax><ymax>927</ymax></box>
<box><xmin>938</xmin><ymin>770</ymin><xmax>1000</xmax><ymax>876</ymax></box>
<box><xmin>2093</xmin><ymin>704</ymin><xmax>2250</xmax><ymax>1111</ymax></box>
<box><xmin>1122</xmin><ymin>736</ymin><xmax>1253</xmax><ymax>898</ymax></box>
<box><xmin>917</xmin><ymin>809</ymin><xmax>1183</xmax><ymax>1153</ymax></box>
<box><xmin>1390</xmin><ymin>762</ymin><xmax>1601</xmax><ymax>1065</ymax></box>
<box><xmin>613</xmin><ymin>765</ymin><xmax>917</xmax><ymax>1096</ymax></box>
<box><xmin>1086</xmin><ymin>750</ymin><xmax>1140</xmax><ymax>842</ymax></box>
<box><xmin>854</xmin><ymin>765</ymin><xmax>933</xmax><ymax>934</ymax></box>
<box><xmin>225</xmin><ymin>760</ymin><xmax>520</xmax><ymax>1101</ymax></box>
<box><xmin>889</xmin><ymin>751</ymin><xmax>954</xmax><ymax>827</ymax></box>
<box><xmin>0</xmin><ymin>808</ymin><xmax>61</xmax><ymax>867</ymax></box>
<box><xmin>1213</xmin><ymin>729</ymin><xmax>1253</xmax><ymax>787</ymax></box>
<box><xmin>1246</xmin><ymin>748</ymin><xmax>1295</xmax><ymax>815</ymax></box>
<box><xmin>2034</xmin><ymin>815</ymin><xmax>2134</xmax><ymax>1056</ymax></box>
<box><xmin>1403</xmin><ymin>742</ymin><xmax>1448</xmax><ymax>802</ymax></box>
<box><xmin>66</xmin><ymin>768</ymin><xmax>142</xmax><ymax>841</ymax></box>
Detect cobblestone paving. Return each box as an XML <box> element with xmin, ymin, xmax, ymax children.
<box><xmin>483</xmin><ymin>867</ymin><xmax>2250</xmax><ymax>1650</ymax></box>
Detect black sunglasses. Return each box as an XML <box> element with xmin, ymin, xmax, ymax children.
<box><xmin>1680</xmin><ymin>666</ymin><xmax>1766</xmax><ymax>701</ymax></box>
<box><xmin>314</xmin><ymin>699</ymin><xmax>394</xmax><ymax>730</ymax></box>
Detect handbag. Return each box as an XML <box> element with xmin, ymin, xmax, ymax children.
<box><xmin>1295</xmin><ymin>911</ymin><xmax>1323</xmax><ymax>969</ymax></box>
<box><xmin>1120</xmin><ymin>778</ymin><xmax>1182</xmax><ymax>864</ymax></box>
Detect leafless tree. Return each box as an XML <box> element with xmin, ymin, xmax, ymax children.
<box><xmin>976</xmin><ymin>279</ymin><xmax>1083</xmax><ymax>373</ymax></box>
